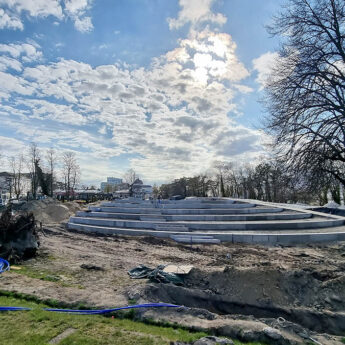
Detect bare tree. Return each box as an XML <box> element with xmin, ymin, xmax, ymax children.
<box><xmin>46</xmin><ymin>148</ymin><xmax>57</xmax><ymax>197</ymax></box>
<box><xmin>123</xmin><ymin>169</ymin><xmax>138</xmax><ymax>185</ymax></box>
<box><xmin>28</xmin><ymin>142</ymin><xmax>40</xmax><ymax>199</ymax></box>
<box><xmin>264</xmin><ymin>0</ymin><xmax>345</xmax><ymax>185</ymax></box>
<box><xmin>123</xmin><ymin>168</ymin><xmax>141</xmax><ymax>197</ymax></box>
<box><xmin>61</xmin><ymin>152</ymin><xmax>80</xmax><ymax>199</ymax></box>
<box><xmin>9</xmin><ymin>154</ymin><xmax>25</xmax><ymax>199</ymax></box>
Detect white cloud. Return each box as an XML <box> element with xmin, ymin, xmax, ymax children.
<box><xmin>63</xmin><ymin>0</ymin><xmax>93</xmax><ymax>33</ymax></box>
<box><xmin>252</xmin><ymin>51</ymin><xmax>279</xmax><ymax>89</ymax></box>
<box><xmin>168</xmin><ymin>0</ymin><xmax>226</xmax><ymax>30</ymax></box>
<box><xmin>0</xmin><ymin>55</ymin><xmax>22</xmax><ymax>71</ymax></box>
<box><xmin>0</xmin><ymin>71</ymin><xmax>36</xmax><ymax>98</ymax></box>
<box><xmin>1</xmin><ymin>0</ymin><xmax>63</xmax><ymax>18</ymax></box>
<box><xmin>74</xmin><ymin>16</ymin><xmax>93</xmax><ymax>32</ymax></box>
<box><xmin>0</xmin><ymin>0</ymin><xmax>93</xmax><ymax>32</ymax></box>
<box><xmin>0</xmin><ymin>42</ymin><xmax>42</xmax><ymax>62</ymax></box>
<box><xmin>64</xmin><ymin>0</ymin><xmax>89</xmax><ymax>15</ymax></box>
<box><xmin>17</xmin><ymin>99</ymin><xmax>87</xmax><ymax>125</ymax></box>
<box><xmin>1</xmin><ymin>17</ymin><xmax>267</xmax><ymax>182</ymax></box>
<box><xmin>0</xmin><ymin>8</ymin><xmax>23</xmax><ymax>30</ymax></box>
<box><xmin>0</xmin><ymin>135</ymin><xmax>27</xmax><ymax>157</ymax></box>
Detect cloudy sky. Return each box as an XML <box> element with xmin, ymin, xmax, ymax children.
<box><xmin>0</xmin><ymin>0</ymin><xmax>282</xmax><ymax>185</ymax></box>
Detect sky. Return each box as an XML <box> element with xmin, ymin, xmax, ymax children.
<box><xmin>0</xmin><ymin>0</ymin><xmax>284</xmax><ymax>186</ymax></box>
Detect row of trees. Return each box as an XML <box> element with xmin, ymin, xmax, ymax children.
<box><xmin>1</xmin><ymin>143</ymin><xmax>80</xmax><ymax>199</ymax></box>
<box><xmin>158</xmin><ymin>158</ymin><xmax>344</xmax><ymax>205</ymax></box>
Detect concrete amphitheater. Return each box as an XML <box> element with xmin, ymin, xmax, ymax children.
<box><xmin>67</xmin><ymin>197</ymin><xmax>345</xmax><ymax>244</ymax></box>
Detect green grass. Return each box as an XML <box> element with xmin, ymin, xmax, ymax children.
<box><xmin>0</xmin><ymin>293</ymin><xmax>266</xmax><ymax>345</ymax></box>
<box><xmin>8</xmin><ymin>264</ymin><xmax>84</xmax><ymax>289</ymax></box>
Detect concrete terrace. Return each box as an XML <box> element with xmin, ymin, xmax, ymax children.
<box><xmin>67</xmin><ymin>197</ymin><xmax>345</xmax><ymax>245</ymax></box>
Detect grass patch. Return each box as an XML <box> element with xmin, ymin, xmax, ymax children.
<box><xmin>0</xmin><ymin>290</ymin><xmax>89</xmax><ymax>310</ymax></box>
<box><xmin>8</xmin><ymin>264</ymin><xmax>84</xmax><ymax>289</ymax></box>
<box><xmin>0</xmin><ymin>295</ymin><xmax>206</xmax><ymax>345</ymax></box>
<box><xmin>0</xmin><ymin>293</ymin><xmax>267</xmax><ymax>345</ymax></box>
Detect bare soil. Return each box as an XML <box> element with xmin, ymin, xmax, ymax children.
<box><xmin>0</xmin><ymin>224</ymin><xmax>345</xmax><ymax>344</ymax></box>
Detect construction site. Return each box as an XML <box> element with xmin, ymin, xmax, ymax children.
<box><xmin>0</xmin><ymin>197</ymin><xmax>345</xmax><ymax>345</ymax></box>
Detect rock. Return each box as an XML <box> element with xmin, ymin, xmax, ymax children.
<box><xmin>80</xmin><ymin>264</ymin><xmax>104</xmax><ymax>271</ymax></box>
<box><xmin>240</xmin><ymin>329</ymin><xmax>257</xmax><ymax>342</ymax></box>
<box><xmin>263</xmin><ymin>327</ymin><xmax>283</xmax><ymax>340</ymax></box>
<box><xmin>193</xmin><ymin>309</ymin><xmax>217</xmax><ymax>321</ymax></box>
<box><xmin>126</xmin><ymin>286</ymin><xmax>143</xmax><ymax>302</ymax></box>
<box><xmin>193</xmin><ymin>336</ymin><xmax>234</xmax><ymax>345</ymax></box>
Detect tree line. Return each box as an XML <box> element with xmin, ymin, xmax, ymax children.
<box><xmin>158</xmin><ymin>157</ymin><xmax>344</xmax><ymax>205</ymax></box>
<box><xmin>0</xmin><ymin>142</ymin><xmax>80</xmax><ymax>200</ymax></box>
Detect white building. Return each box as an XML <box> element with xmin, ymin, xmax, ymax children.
<box><xmin>0</xmin><ymin>172</ymin><xmax>31</xmax><ymax>200</ymax></box>
<box><xmin>100</xmin><ymin>177</ymin><xmax>123</xmax><ymax>192</ymax></box>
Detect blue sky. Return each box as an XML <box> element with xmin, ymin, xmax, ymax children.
<box><xmin>0</xmin><ymin>0</ymin><xmax>283</xmax><ymax>185</ymax></box>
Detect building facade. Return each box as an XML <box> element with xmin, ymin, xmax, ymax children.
<box><xmin>100</xmin><ymin>177</ymin><xmax>123</xmax><ymax>192</ymax></box>
<box><xmin>0</xmin><ymin>171</ymin><xmax>31</xmax><ymax>201</ymax></box>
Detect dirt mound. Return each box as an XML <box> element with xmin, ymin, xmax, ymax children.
<box><xmin>18</xmin><ymin>198</ymin><xmax>82</xmax><ymax>224</ymax></box>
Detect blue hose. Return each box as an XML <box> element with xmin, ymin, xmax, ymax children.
<box><xmin>0</xmin><ymin>259</ymin><xmax>181</xmax><ymax>314</ymax></box>
<box><xmin>0</xmin><ymin>306</ymin><xmax>31</xmax><ymax>311</ymax></box>
<box><xmin>0</xmin><ymin>258</ymin><xmax>10</xmax><ymax>274</ymax></box>
<box><xmin>0</xmin><ymin>303</ymin><xmax>181</xmax><ymax>314</ymax></box>
<box><xmin>44</xmin><ymin>303</ymin><xmax>181</xmax><ymax>314</ymax></box>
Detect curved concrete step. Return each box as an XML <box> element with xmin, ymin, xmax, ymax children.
<box><xmin>101</xmin><ymin>202</ymin><xmax>256</xmax><ymax>209</ymax></box>
<box><xmin>162</xmin><ymin>198</ymin><xmax>235</xmax><ymax>204</ymax></box>
<box><xmin>69</xmin><ymin>216</ymin><xmax>344</xmax><ymax>231</ymax></box>
<box><xmin>171</xmin><ymin>235</ymin><xmax>221</xmax><ymax>244</ymax></box>
<box><xmin>77</xmin><ymin>211</ymin><xmax>312</xmax><ymax>221</ymax></box>
<box><xmin>67</xmin><ymin>222</ymin><xmax>345</xmax><ymax>244</ymax></box>
<box><xmin>102</xmin><ymin>202</ymin><xmax>153</xmax><ymax>208</ymax></box>
<box><xmin>89</xmin><ymin>206</ymin><xmax>162</xmax><ymax>214</ymax></box>
<box><xmin>90</xmin><ymin>206</ymin><xmax>283</xmax><ymax>215</ymax></box>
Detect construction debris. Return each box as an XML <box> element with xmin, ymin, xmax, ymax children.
<box><xmin>128</xmin><ymin>264</ymin><xmax>185</xmax><ymax>285</ymax></box>
<box><xmin>0</xmin><ymin>205</ymin><xmax>39</xmax><ymax>262</ymax></box>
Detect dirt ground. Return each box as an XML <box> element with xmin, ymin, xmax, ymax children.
<box><xmin>1</xmin><ymin>222</ymin><xmax>345</xmax><ymax>344</ymax></box>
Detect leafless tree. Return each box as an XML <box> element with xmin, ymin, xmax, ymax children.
<box><xmin>123</xmin><ymin>169</ymin><xmax>139</xmax><ymax>197</ymax></box>
<box><xmin>264</xmin><ymin>0</ymin><xmax>345</xmax><ymax>185</ymax></box>
<box><xmin>9</xmin><ymin>154</ymin><xmax>25</xmax><ymax>199</ymax></box>
<box><xmin>28</xmin><ymin>142</ymin><xmax>40</xmax><ymax>199</ymax></box>
<box><xmin>123</xmin><ymin>169</ymin><xmax>138</xmax><ymax>185</ymax></box>
<box><xmin>46</xmin><ymin>148</ymin><xmax>57</xmax><ymax>197</ymax></box>
<box><xmin>61</xmin><ymin>152</ymin><xmax>80</xmax><ymax>199</ymax></box>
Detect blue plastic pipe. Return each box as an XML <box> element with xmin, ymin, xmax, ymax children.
<box><xmin>0</xmin><ymin>303</ymin><xmax>181</xmax><ymax>314</ymax></box>
<box><xmin>0</xmin><ymin>258</ymin><xmax>10</xmax><ymax>274</ymax></box>
<box><xmin>0</xmin><ymin>306</ymin><xmax>31</xmax><ymax>311</ymax></box>
<box><xmin>44</xmin><ymin>303</ymin><xmax>181</xmax><ymax>314</ymax></box>
<box><xmin>0</xmin><ymin>259</ymin><xmax>182</xmax><ymax>314</ymax></box>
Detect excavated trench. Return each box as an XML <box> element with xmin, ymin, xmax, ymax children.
<box><xmin>142</xmin><ymin>267</ymin><xmax>345</xmax><ymax>335</ymax></box>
